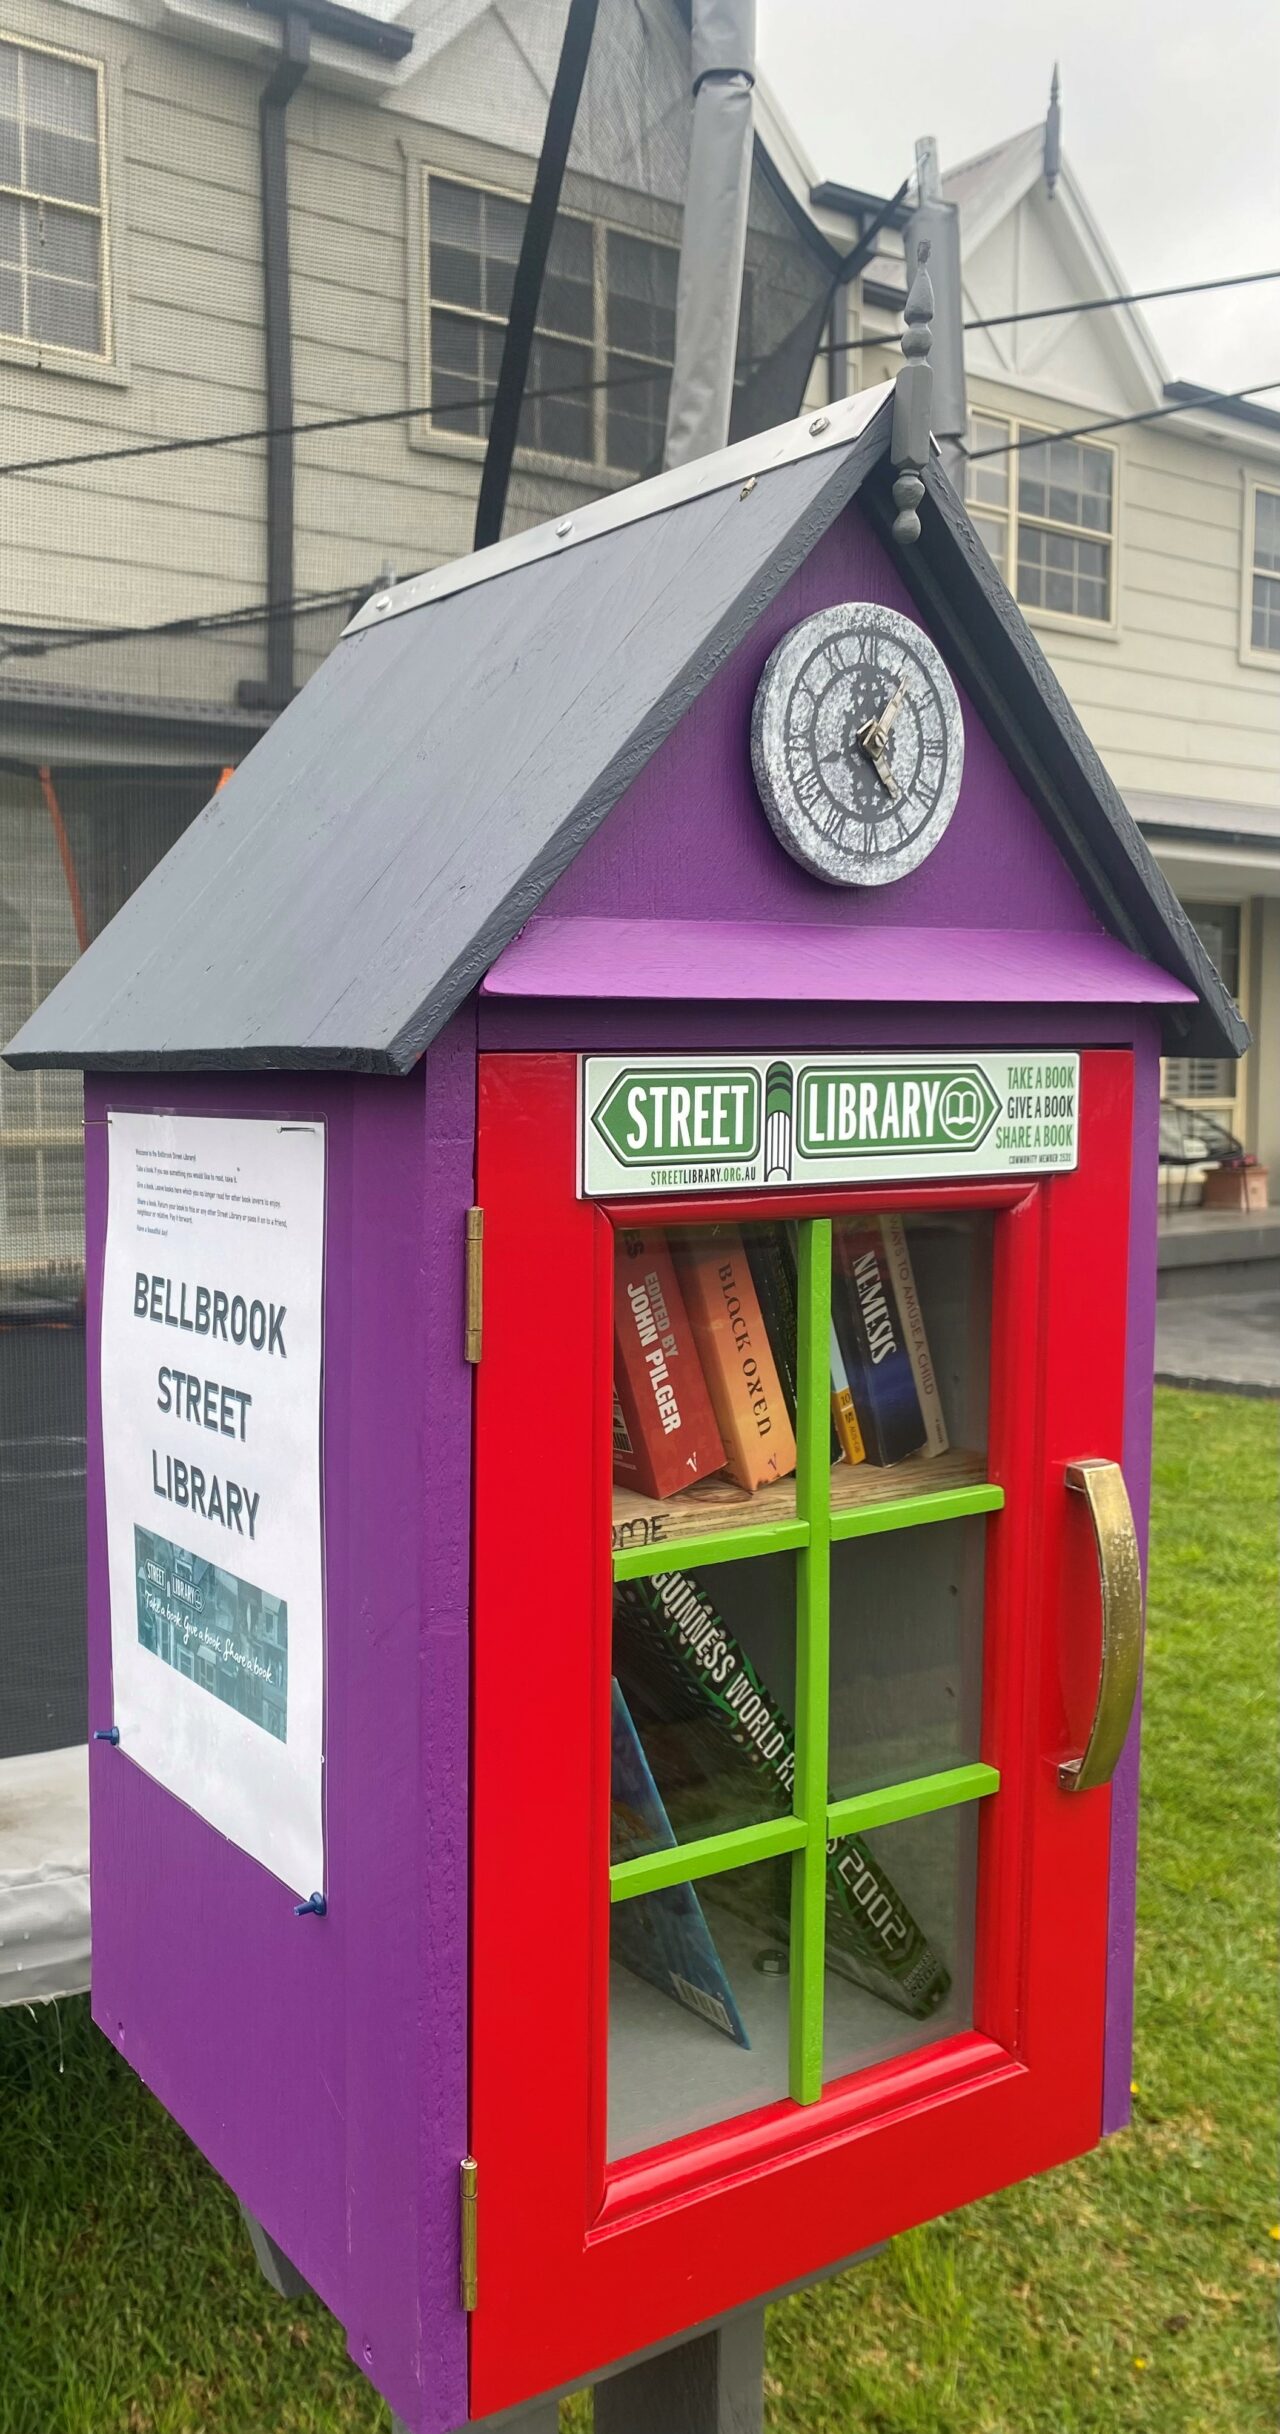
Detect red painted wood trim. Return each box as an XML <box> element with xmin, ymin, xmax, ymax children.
<box><xmin>602</xmin><ymin>1182</ymin><xmax>1032</xmax><ymax>1228</ymax></box>
<box><xmin>472</xmin><ymin>1051</ymin><xmax>1132</xmax><ymax>2413</ymax></box>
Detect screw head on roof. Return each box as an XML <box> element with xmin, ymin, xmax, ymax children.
<box><xmin>808</xmin><ymin>414</ymin><xmax>830</xmax><ymax>436</ymax></box>
<box><xmin>555</xmin><ymin>518</ymin><xmax>574</xmax><ymax>539</ymax></box>
<box><xmin>372</xmin><ymin>595</ymin><xmax>391</xmax><ymax>613</ymax></box>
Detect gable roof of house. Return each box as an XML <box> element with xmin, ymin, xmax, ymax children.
<box><xmin>5</xmin><ymin>385</ymin><xmax>1244</xmax><ymax>1076</ymax></box>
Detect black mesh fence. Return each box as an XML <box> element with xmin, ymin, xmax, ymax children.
<box><xmin>0</xmin><ymin>0</ymin><xmax>843</xmax><ymax>1757</ymax></box>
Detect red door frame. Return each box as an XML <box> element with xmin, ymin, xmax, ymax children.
<box><xmin>472</xmin><ymin>1049</ymin><xmax>1133</xmax><ymax>2411</ymax></box>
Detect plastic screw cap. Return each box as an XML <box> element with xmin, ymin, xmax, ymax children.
<box><xmin>93</xmin><ymin>1726</ymin><xmax>120</xmax><ymax>1745</ymax></box>
<box><xmin>293</xmin><ymin>1892</ymin><xmax>327</xmax><ymax>1918</ymax></box>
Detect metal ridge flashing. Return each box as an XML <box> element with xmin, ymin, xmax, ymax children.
<box><xmin>344</xmin><ymin>385</ymin><xmax>895</xmax><ymax>636</ymax></box>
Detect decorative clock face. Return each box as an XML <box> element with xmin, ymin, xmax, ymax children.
<box><xmin>750</xmin><ymin>602</ymin><xmax>965</xmax><ymax>887</ymax></box>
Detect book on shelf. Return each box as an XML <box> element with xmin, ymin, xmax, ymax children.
<box><xmin>676</xmin><ymin>1227</ymin><xmax>798</xmax><ymax>1493</ymax></box>
<box><xmin>613</xmin><ymin>1230</ymin><xmax>726</xmax><ymax>1502</ymax></box>
<box><xmin>614</xmin><ymin>1568</ymin><xmax>951</xmax><ymax>2021</ymax></box>
<box><xmin>610</xmin><ymin>1678</ymin><xmax>750</xmax><ymax>2047</ymax></box>
<box><xmin>828</xmin><ymin>1321</ymin><xmax>868</xmax><ymax>1468</ymax></box>
<box><xmin>880</xmin><ymin>1216</ymin><xmax>949</xmax><ymax>1456</ymax></box>
<box><xmin>745</xmin><ymin>1225</ymin><xmax>850</xmax><ymax>1466</ymax></box>
<box><xmin>831</xmin><ymin>1221</ymin><xmax>943</xmax><ymax>1468</ymax></box>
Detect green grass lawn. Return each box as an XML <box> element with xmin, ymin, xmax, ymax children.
<box><xmin>1</xmin><ymin>1389</ymin><xmax>1275</xmax><ymax>2434</ymax></box>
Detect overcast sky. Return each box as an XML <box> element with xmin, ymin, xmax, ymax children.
<box><xmin>757</xmin><ymin>0</ymin><xmax>1280</xmax><ymax>401</ymax></box>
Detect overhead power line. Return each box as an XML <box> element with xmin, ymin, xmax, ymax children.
<box><xmin>0</xmin><ymin>585</ymin><xmax>357</xmax><ymax>661</ymax></box>
<box><xmin>964</xmin><ymin>378</ymin><xmax>1280</xmax><ymax>461</ymax></box>
<box><xmin>7</xmin><ymin>360</ymin><xmax>1278</xmax><ymax>663</ymax></box>
<box><xmin>837</xmin><ymin>264</ymin><xmax>1280</xmax><ymax>356</ymax></box>
<box><xmin>962</xmin><ymin>265</ymin><xmax>1280</xmax><ymax>337</ymax></box>
<box><xmin>2</xmin><ymin>266</ymin><xmax>1277</xmax><ymax>484</ymax></box>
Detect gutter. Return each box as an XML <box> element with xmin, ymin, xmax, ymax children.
<box><xmin>233</xmin><ymin>0</ymin><xmax>414</xmax><ymax>714</ymax></box>
<box><xmin>237</xmin><ymin>8</ymin><xmax>309</xmax><ymax>713</ymax></box>
<box><xmin>237</xmin><ymin>0</ymin><xmax>413</xmax><ymax>57</ymax></box>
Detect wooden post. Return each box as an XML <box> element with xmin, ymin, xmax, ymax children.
<box><xmin>594</xmin><ymin>2307</ymin><xmax>765</xmax><ymax>2434</ymax></box>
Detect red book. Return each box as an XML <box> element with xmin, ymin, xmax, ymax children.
<box><xmin>613</xmin><ymin>1232</ymin><xmax>725</xmax><ymax>1501</ymax></box>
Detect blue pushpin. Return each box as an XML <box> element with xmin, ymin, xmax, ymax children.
<box><xmin>93</xmin><ymin>1726</ymin><xmax>120</xmax><ymax>1745</ymax></box>
<box><xmin>294</xmin><ymin>1892</ymin><xmax>327</xmax><ymax>1918</ymax></box>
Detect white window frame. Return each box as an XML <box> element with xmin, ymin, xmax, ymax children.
<box><xmin>1161</xmin><ymin>898</ymin><xmax>1250</xmax><ymax>1158</ymax></box>
<box><xmin>0</xmin><ymin>28</ymin><xmax>113</xmax><ymax>368</ymax></box>
<box><xmin>964</xmin><ymin>410</ymin><xmax>1120</xmax><ymax>634</ymax></box>
<box><xmin>1240</xmin><ymin>476</ymin><xmax>1280</xmax><ymax>667</ymax></box>
<box><xmin>417</xmin><ymin>168</ymin><xmax>679</xmax><ymax>483</ymax></box>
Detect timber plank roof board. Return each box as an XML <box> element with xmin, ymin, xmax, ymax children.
<box><xmin>6</xmin><ymin>386</ymin><xmax>1243</xmax><ymax>1074</ymax></box>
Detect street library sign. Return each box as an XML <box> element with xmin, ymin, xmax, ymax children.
<box><xmin>581</xmin><ymin>1050</ymin><xmax>1080</xmax><ymax>1197</ymax></box>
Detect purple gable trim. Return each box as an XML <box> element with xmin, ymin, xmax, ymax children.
<box><xmin>478</xmin><ymin>1001</ymin><xmax>1157</xmax><ymax>1055</ymax></box>
<box><xmin>542</xmin><ymin>500</ymin><xmax>1106</xmax><ymax>943</ymax></box>
<box><xmin>484</xmin><ymin>917</ymin><xmax>1195</xmax><ymax>1010</ymax></box>
<box><xmin>84</xmin><ymin>1047</ymin><xmax>472</xmax><ymax>2434</ymax></box>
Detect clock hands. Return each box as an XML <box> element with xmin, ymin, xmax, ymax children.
<box><xmin>853</xmin><ymin>671</ymin><xmax>910</xmax><ymax>802</ymax></box>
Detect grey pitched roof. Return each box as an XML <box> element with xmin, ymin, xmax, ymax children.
<box><xmin>6</xmin><ymin>386</ymin><xmax>1244</xmax><ymax>1074</ymax></box>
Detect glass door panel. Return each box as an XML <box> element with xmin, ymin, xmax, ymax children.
<box><xmin>827</xmin><ymin>1518</ymin><xmax>988</xmax><ymax>1801</ymax></box>
<box><xmin>609</xmin><ymin>1208</ymin><xmax>1002</xmax><ymax>2144</ymax></box>
<box><xmin>828</xmin><ymin>1211</ymin><xmax>993</xmax><ymax>1522</ymax></box>
<box><xmin>609</xmin><ymin>1853</ymin><xmax>797</xmax><ymax>2159</ymax></box>
<box><xmin>612</xmin><ymin>1218</ymin><xmax>801</xmax><ymax>1557</ymax></box>
<box><xmin>822</xmin><ymin>1804</ymin><xmax>979</xmax><ymax>2086</ymax></box>
<box><xmin>612</xmin><ymin>1553</ymin><xmax>797</xmax><ymax>1848</ymax></box>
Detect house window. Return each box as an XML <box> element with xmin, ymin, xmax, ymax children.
<box><xmin>0</xmin><ymin>36</ymin><xmax>106</xmax><ymax>357</ymax></box>
<box><xmin>1250</xmin><ymin>487</ymin><xmax>1280</xmax><ymax>652</ymax></box>
<box><xmin>1163</xmin><ymin>902</ymin><xmax>1243</xmax><ymax>1111</ymax></box>
<box><xmin>425</xmin><ymin>175</ymin><xmax>677</xmax><ymax>476</ymax></box>
<box><xmin>965</xmin><ymin>415</ymin><xmax>1115</xmax><ymax>623</ymax></box>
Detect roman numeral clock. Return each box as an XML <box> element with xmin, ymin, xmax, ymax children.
<box><xmin>751</xmin><ymin>602</ymin><xmax>964</xmax><ymax>885</ymax></box>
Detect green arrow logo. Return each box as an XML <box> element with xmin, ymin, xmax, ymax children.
<box><xmin>593</xmin><ymin>1067</ymin><xmax>761</xmax><ymax>1166</ymax></box>
<box><xmin>795</xmin><ymin>1064</ymin><xmax>1001</xmax><ymax>1158</ymax></box>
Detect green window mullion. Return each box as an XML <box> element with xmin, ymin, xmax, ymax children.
<box><xmin>830</xmin><ymin>1482</ymin><xmax>1004</xmax><ymax>1544</ymax></box>
<box><xmin>789</xmin><ymin>1218</ymin><xmax>831</xmax><ymax>2105</ymax></box>
<box><xmin>610</xmin><ymin>1812</ymin><xmax>807</xmax><ymax>1903</ymax></box>
<box><xmin>612</xmin><ymin>1516</ymin><xmax>808</xmax><ymax>1582</ymax></box>
<box><xmin>825</xmin><ymin>1760</ymin><xmax>1001</xmax><ymax>1843</ymax></box>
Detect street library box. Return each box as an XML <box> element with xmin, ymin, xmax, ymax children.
<box><xmin>7</xmin><ymin>386</ymin><xmax>1244</xmax><ymax>2434</ymax></box>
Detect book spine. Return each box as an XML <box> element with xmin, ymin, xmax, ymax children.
<box><xmin>828</xmin><ymin>1321</ymin><xmax>867</xmax><ymax>1466</ymax></box>
<box><xmin>879</xmin><ymin>1217</ymin><xmax>949</xmax><ymax>1457</ymax></box>
<box><xmin>613</xmin><ymin>1232</ymin><xmax>725</xmax><ymax>1501</ymax></box>
<box><xmin>743</xmin><ymin>1230</ymin><xmax>799</xmax><ymax>1422</ymax></box>
<box><xmin>615</xmin><ymin>1570</ymin><xmax>949</xmax><ymax>2020</ymax></box>
<box><xmin>831</xmin><ymin>1225</ymin><xmax>927</xmax><ymax>1467</ymax></box>
<box><xmin>757</xmin><ymin>1223</ymin><xmax>843</xmax><ymax>1464</ymax></box>
<box><xmin>677</xmin><ymin>1230</ymin><xmax>798</xmax><ymax>1492</ymax></box>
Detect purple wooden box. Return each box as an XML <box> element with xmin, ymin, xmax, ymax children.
<box><xmin>12</xmin><ymin>392</ymin><xmax>1240</xmax><ymax>2433</ymax></box>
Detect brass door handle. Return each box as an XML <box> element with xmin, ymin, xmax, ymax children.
<box><xmin>1060</xmin><ymin>1459</ymin><xmax>1144</xmax><ymax>1792</ymax></box>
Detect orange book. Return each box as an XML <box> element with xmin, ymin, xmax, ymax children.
<box><xmin>677</xmin><ymin>1229</ymin><xmax>798</xmax><ymax>1492</ymax></box>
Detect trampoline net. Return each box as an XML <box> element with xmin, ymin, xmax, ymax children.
<box><xmin>0</xmin><ymin>0</ymin><xmax>839</xmax><ymax>1754</ymax></box>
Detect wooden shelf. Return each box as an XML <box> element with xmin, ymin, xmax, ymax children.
<box><xmin>830</xmin><ymin>1445</ymin><xmax>989</xmax><ymax>1522</ymax></box>
<box><xmin>612</xmin><ymin>1447</ymin><xmax>995</xmax><ymax>1565</ymax></box>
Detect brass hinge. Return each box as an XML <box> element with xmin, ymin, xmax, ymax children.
<box><xmin>459</xmin><ymin>2155</ymin><xmax>478</xmax><ymax>2312</ymax></box>
<box><xmin>464</xmin><ymin>1208</ymin><xmax>484</xmax><ymax>1364</ymax></box>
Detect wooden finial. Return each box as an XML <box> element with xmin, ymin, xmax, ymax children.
<box><xmin>890</xmin><ymin>238</ymin><xmax>934</xmax><ymax>545</ymax></box>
